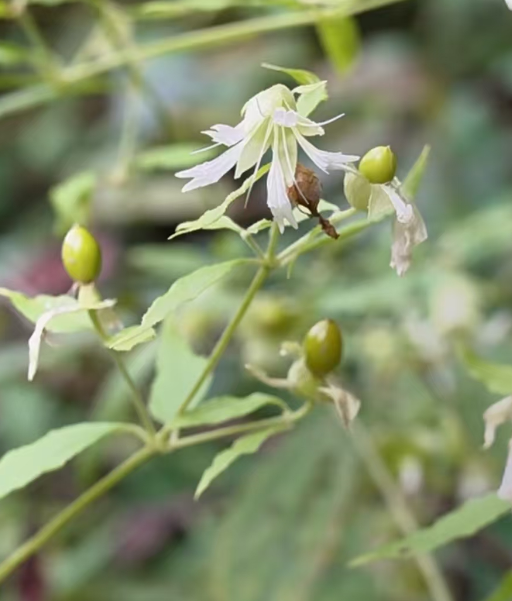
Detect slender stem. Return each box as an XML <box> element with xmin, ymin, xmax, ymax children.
<box><xmin>277</xmin><ymin>208</ymin><xmax>357</xmax><ymax>265</ymax></box>
<box><xmin>351</xmin><ymin>423</ymin><xmax>454</xmax><ymax>601</ymax></box>
<box><xmin>172</xmin><ymin>400</ymin><xmax>312</xmax><ymax>450</ymax></box>
<box><xmin>172</xmin><ymin>224</ymin><xmax>280</xmax><ymax>420</ymax></box>
<box><xmin>0</xmin><ymin>0</ymin><xmax>407</xmax><ymax>120</ymax></box>
<box><xmin>0</xmin><ymin>446</ymin><xmax>154</xmax><ymax>584</ymax></box>
<box><xmin>89</xmin><ymin>0</ymin><xmax>174</xmax><ymax>135</ymax></box>
<box><xmin>18</xmin><ymin>10</ymin><xmax>60</xmax><ymax>82</ymax></box>
<box><xmin>88</xmin><ymin>310</ymin><xmax>157</xmax><ymax>438</ymax></box>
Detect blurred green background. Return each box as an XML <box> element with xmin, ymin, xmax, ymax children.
<box><xmin>1</xmin><ymin>0</ymin><xmax>512</xmax><ymax>599</ymax></box>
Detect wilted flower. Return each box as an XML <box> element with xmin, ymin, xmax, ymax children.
<box><xmin>345</xmin><ymin>170</ymin><xmax>427</xmax><ymax>276</ymax></box>
<box><xmin>176</xmin><ymin>82</ymin><xmax>358</xmax><ymax>232</ymax></box>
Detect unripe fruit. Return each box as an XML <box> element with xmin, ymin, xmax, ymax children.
<box><xmin>359</xmin><ymin>146</ymin><xmax>397</xmax><ymax>184</ymax></box>
<box><xmin>344</xmin><ymin>172</ymin><xmax>371</xmax><ymax>211</ymax></box>
<box><xmin>303</xmin><ymin>319</ymin><xmax>343</xmax><ymax>378</ymax></box>
<box><xmin>62</xmin><ymin>225</ymin><xmax>102</xmax><ymax>284</ymax></box>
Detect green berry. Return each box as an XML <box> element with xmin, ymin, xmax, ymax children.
<box><xmin>62</xmin><ymin>225</ymin><xmax>102</xmax><ymax>284</ymax></box>
<box><xmin>303</xmin><ymin>319</ymin><xmax>343</xmax><ymax>378</ymax></box>
<box><xmin>344</xmin><ymin>172</ymin><xmax>371</xmax><ymax>211</ymax></box>
<box><xmin>359</xmin><ymin>146</ymin><xmax>397</xmax><ymax>184</ymax></box>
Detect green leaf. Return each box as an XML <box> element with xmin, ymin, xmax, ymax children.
<box><xmin>169</xmin><ymin>216</ymin><xmax>243</xmax><ymax>241</ymax></box>
<box><xmin>50</xmin><ymin>171</ymin><xmax>96</xmax><ymax>233</ymax></box>
<box><xmin>195</xmin><ymin>427</ymin><xmax>282</xmax><ymax>499</ymax></box>
<box><xmin>262</xmin><ymin>62</ymin><xmax>321</xmax><ymax>86</ymax></box>
<box><xmin>172</xmin><ymin>393</ymin><xmax>288</xmax><ymax>429</ymax></box>
<box><xmin>316</xmin><ymin>16</ymin><xmax>360</xmax><ymax>74</ymax></box>
<box><xmin>209</xmin><ymin>413</ymin><xmax>360</xmax><ymax>599</ymax></box>
<box><xmin>296</xmin><ymin>81</ymin><xmax>328</xmax><ymax>117</ymax></box>
<box><xmin>0</xmin><ymin>289</ymin><xmax>92</xmax><ymax>333</ymax></box>
<box><xmin>402</xmin><ymin>144</ymin><xmax>431</xmax><ymax>200</ymax></box>
<box><xmin>351</xmin><ymin>494</ymin><xmax>511</xmax><ymax>566</ymax></box>
<box><xmin>169</xmin><ymin>164</ymin><xmax>269</xmax><ymax>240</ymax></box>
<box><xmin>246</xmin><ymin>219</ymin><xmax>273</xmax><ymax>235</ymax></box>
<box><xmin>29</xmin><ymin>298</ymin><xmax>115</xmax><ymax>381</ymax></box>
<box><xmin>107</xmin><ymin>259</ymin><xmax>248</xmax><ymax>352</ymax></box>
<box><xmin>459</xmin><ymin>345</ymin><xmax>512</xmax><ymax>396</ymax></box>
<box><xmin>0</xmin><ymin>423</ymin><xmax>127</xmax><ymax>501</ymax></box>
<box><xmin>134</xmin><ymin>143</ymin><xmax>217</xmax><ymax>171</ymax></box>
<box><xmin>483</xmin><ymin>572</ymin><xmax>512</xmax><ymax>601</ymax></box>
<box><xmin>107</xmin><ymin>326</ymin><xmax>157</xmax><ymax>352</ymax></box>
<box><xmin>149</xmin><ymin>320</ymin><xmax>211</xmax><ymax>425</ymax></box>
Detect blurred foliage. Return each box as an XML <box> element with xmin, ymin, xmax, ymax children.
<box><xmin>1</xmin><ymin>0</ymin><xmax>512</xmax><ymax>599</ymax></box>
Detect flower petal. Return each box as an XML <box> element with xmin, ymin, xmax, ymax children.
<box><xmin>234</xmin><ymin>118</ymin><xmax>272</xmax><ymax>180</ymax></box>
<box><xmin>383</xmin><ymin>185</ymin><xmax>414</xmax><ymax>225</ymax></box>
<box><xmin>483</xmin><ymin>396</ymin><xmax>512</xmax><ymax>449</ymax></box>
<box><xmin>267</xmin><ymin>144</ymin><xmax>298</xmax><ymax>232</ymax></box>
<box><xmin>390</xmin><ymin>206</ymin><xmax>428</xmax><ymax>276</ymax></box>
<box><xmin>202</xmin><ymin>123</ymin><xmax>245</xmax><ymax>147</ymax></box>
<box><xmin>295</xmin><ymin>132</ymin><xmax>359</xmax><ymax>173</ymax></box>
<box><xmin>498</xmin><ymin>440</ymin><xmax>512</xmax><ymax>502</ymax></box>
<box><xmin>176</xmin><ymin>143</ymin><xmax>244</xmax><ymax>192</ymax></box>
<box><xmin>368</xmin><ymin>185</ymin><xmax>394</xmax><ymax>221</ymax></box>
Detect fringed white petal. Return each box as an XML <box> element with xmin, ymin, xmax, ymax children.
<box><xmin>202</xmin><ymin>123</ymin><xmax>245</xmax><ymax>147</ymax></box>
<box><xmin>295</xmin><ymin>132</ymin><xmax>359</xmax><ymax>173</ymax></box>
<box><xmin>498</xmin><ymin>440</ymin><xmax>512</xmax><ymax>502</ymax></box>
<box><xmin>266</xmin><ymin>152</ymin><xmax>298</xmax><ymax>233</ymax></box>
<box><xmin>483</xmin><ymin>396</ymin><xmax>512</xmax><ymax>449</ymax></box>
<box><xmin>176</xmin><ymin>143</ymin><xmax>244</xmax><ymax>192</ymax></box>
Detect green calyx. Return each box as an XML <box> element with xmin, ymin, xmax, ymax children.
<box><xmin>359</xmin><ymin>146</ymin><xmax>397</xmax><ymax>184</ymax></box>
<box><xmin>344</xmin><ymin>172</ymin><xmax>372</xmax><ymax>211</ymax></box>
<box><xmin>303</xmin><ymin>319</ymin><xmax>343</xmax><ymax>378</ymax></box>
<box><xmin>62</xmin><ymin>225</ymin><xmax>102</xmax><ymax>284</ymax></box>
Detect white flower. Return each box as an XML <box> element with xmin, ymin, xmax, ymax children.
<box><xmin>482</xmin><ymin>396</ymin><xmax>512</xmax><ymax>502</ymax></box>
<box><xmin>176</xmin><ymin>83</ymin><xmax>359</xmax><ymax>232</ymax></box>
<box><xmin>367</xmin><ymin>181</ymin><xmax>427</xmax><ymax>276</ymax></box>
<box><xmin>506</xmin><ymin>0</ymin><xmax>512</xmax><ymax>10</ymax></box>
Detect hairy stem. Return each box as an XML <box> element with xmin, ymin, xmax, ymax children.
<box><xmin>351</xmin><ymin>423</ymin><xmax>454</xmax><ymax>601</ymax></box>
<box><xmin>0</xmin><ymin>446</ymin><xmax>155</xmax><ymax>584</ymax></box>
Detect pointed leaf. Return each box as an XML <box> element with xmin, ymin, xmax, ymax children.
<box><xmin>195</xmin><ymin>427</ymin><xmax>282</xmax><ymax>499</ymax></box>
<box><xmin>0</xmin><ymin>423</ymin><xmax>129</xmax><ymax>501</ymax></box>
<box><xmin>402</xmin><ymin>145</ymin><xmax>430</xmax><ymax>200</ymax></box>
<box><xmin>0</xmin><ymin>289</ymin><xmax>92</xmax><ymax>333</ymax></box>
<box><xmin>262</xmin><ymin>63</ymin><xmax>321</xmax><ymax>86</ymax></box>
<box><xmin>351</xmin><ymin>494</ymin><xmax>511</xmax><ymax>566</ymax></box>
<box><xmin>316</xmin><ymin>16</ymin><xmax>360</xmax><ymax>74</ymax></box>
<box><xmin>172</xmin><ymin>393</ymin><xmax>288</xmax><ymax>429</ymax></box>
<box><xmin>50</xmin><ymin>171</ymin><xmax>96</xmax><ymax>233</ymax></box>
<box><xmin>149</xmin><ymin>320</ymin><xmax>211</xmax><ymax>424</ymax></box>
<box><xmin>107</xmin><ymin>326</ymin><xmax>156</xmax><ymax>352</ymax></box>
<box><xmin>134</xmin><ymin>143</ymin><xmax>217</xmax><ymax>171</ymax></box>
<box><xmin>459</xmin><ymin>345</ymin><xmax>512</xmax><ymax>396</ymax></box>
<box><xmin>169</xmin><ymin>164</ymin><xmax>269</xmax><ymax>239</ymax></box>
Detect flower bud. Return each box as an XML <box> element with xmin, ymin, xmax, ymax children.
<box><xmin>303</xmin><ymin>319</ymin><xmax>343</xmax><ymax>378</ymax></box>
<box><xmin>62</xmin><ymin>225</ymin><xmax>102</xmax><ymax>284</ymax></box>
<box><xmin>344</xmin><ymin>172</ymin><xmax>371</xmax><ymax>211</ymax></box>
<box><xmin>359</xmin><ymin>146</ymin><xmax>397</xmax><ymax>184</ymax></box>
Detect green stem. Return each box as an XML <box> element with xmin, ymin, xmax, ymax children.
<box><xmin>172</xmin><ymin>224</ymin><xmax>280</xmax><ymax>420</ymax></box>
<box><xmin>0</xmin><ymin>446</ymin><xmax>155</xmax><ymax>584</ymax></box>
<box><xmin>277</xmin><ymin>207</ymin><xmax>359</xmax><ymax>265</ymax></box>
<box><xmin>0</xmin><ymin>0</ymin><xmax>407</xmax><ymax>120</ymax></box>
<box><xmin>172</xmin><ymin>400</ymin><xmax>313</xmax><ymax>450</ymax></box>
<box><xmin>88</xmin><ymin>310</ymin><xmax>157</xmax><ymax>438</ymax></box>
<box><xmin>351</xmin><ymin>423</ymin><xmax>454</xmax><ymax>601</ymax></box>
<box><xmin>18</xmin><ymin>10</ymin><xmax>60</xmax><ymax>82</ymax></box>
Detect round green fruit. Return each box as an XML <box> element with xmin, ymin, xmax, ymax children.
<box><xmin>359</xmin><ymin>146</ymin><xmax>397</xmax><ymax>184</ymax></box>
<box><xmin>303</xmin><ymin>319</ymin><xmax>343</xmax><ymax>378</ymax></box>
<box><xmin>62</xmin><ymin>225</ymin><xmax>102</xmax><ymax>284</ymax></box>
